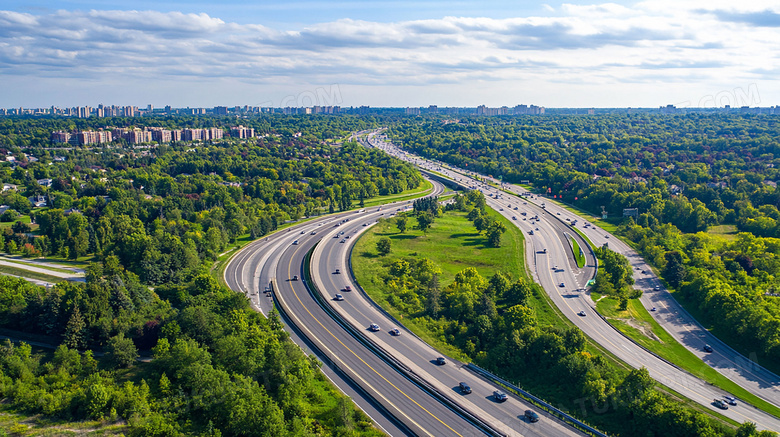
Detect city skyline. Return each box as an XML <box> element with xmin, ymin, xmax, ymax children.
<box><xmin>1</xmin><ymin>1</ymin><xmax>778</xmax><ymax>108</ymax></box>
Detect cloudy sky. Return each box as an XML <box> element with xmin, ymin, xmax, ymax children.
<box><xmin>0</xmin><ymin>0</ymin><xmax>777</xmax><ymax>108</ymax></box>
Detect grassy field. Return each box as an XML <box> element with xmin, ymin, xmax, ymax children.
<box><xmin>0</xmin><ymin>257</ymin><xmax>77</xmax><ymax>274</ymax></box>
<box><xmin>571</xmin><ymin>238</ymin><xmax>586</xmax><ymax>268</ymax></box>
<box><xmin>0</xmin><ymin>265</ymin><xmax>66</xmax><ymax>283</ymax></box>
<box><xmin>594</xmin><ymin>296</ymin><xmax>780</xmax><ymax>419</ymax></box>
<box><xmin>708</xmin><ymin>224</ymin><xmax>738</xmax><ymax>242</ymax></box>
<box><xmin>353</xmin><ymin>179</ymin><xmax>434</xmax><ymax>209</ymax></box>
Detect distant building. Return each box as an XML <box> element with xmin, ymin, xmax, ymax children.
<box><xmin>36</xmin><ymin>178</ymin><xmax>53</xmax><ymax>187</ymax></box>
<box><xmin>231</xmin><ymin>125</ymin><xmax>255</xmax><ymax>139</ymax></box>
<box><xmin>214</xmin><ymin>106</ymin><xmax>228</xmax><ymax>115</ymax></box>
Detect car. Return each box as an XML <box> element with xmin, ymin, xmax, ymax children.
<box><xmin>499</xmin><ymin>208</ymin><xmax>504</xmax><ymax>211</ymax></box>
<box><xmin>335</xmin><ymin>268</ymin><xmax>340</xmax><ymax>274</ymax></box>
<box><xmin>559</xmin><ymin>282</ymin><xmax>565</xmax><ymax>287</ymax></box>
<box><xmin>724</xmin><ymin>396</ymin><xmax>737</xmax><ymax>406</ymax></box>
<box><xmin>333</xmin><ymin>234</ymin><xmax>339</xmax><ymax>238</ymax></box>
<box><xmin>340</xmin><ymin>239</ymin><xmax>346</xmax><ymax>243</ymax></box>
<box><xmin>363</xmin><ymin>223</ymin><xmax>368</xmax><ymax>226</ymax></box>
<box><xmin>514</xmin><ymin>206</ymin><xmax>518</xmax><ymax>210</ymax></box>
<box><xmin>512</xmin><ymin>216</ymin><xmax>517</xmax><ymax>220</ymax></box>
<box><xmin>650</xmin><ymin>307</ymin><xmax>657</xmax><ymax>312</ymax></box>
<box><xmin>345</xmin><ymin>235</ymin><xmax>350</xmax><ymax>239</ymax></box>
<box><xmin>292</xmin><ymin>240</ymin><xmax>299</xmax><ymax>245</ymax></box>
<box><xmin>524</xmin><ymin>410</ymin><xmax>540</xmax><ymax>422</ymax></box>
<box><xmin>605</xmin><ymin>235</ymin><xmax>610</xmax><ymax>238</ymax></box>
<box><xmin>654</xmin><ymin>285</ymin><xmax>660</xmax><ymax>290</ymax></box>
<box><xmin>459</xmin><ymin>382</ymin><xmax>472</xmax><ymax>394</ymax></box>
<box><xmin>334</xmin><ymin>223</ymin><xmax>340</xmax><ymax>227</ymax></box>
<box><xmin>292</xmin><ymin>275</ymin><xmax>298</xmax><ymax>281</ymax></box>
<box><xmin>310</xmin><ymin>231</ymin><xmax>317</xmax><ymax>235</ymax></box>
<box><xmin>334</xmin><ymin>294</ymin><xmax>344</xmax><ymax>301</ymax></box>
<box><xmin>390</xmin><ymin>328</ymin><xmax>401</xmax><ymax>336</ymax></box>
<box><xmin>535</xmin><ymin>227</ymin><xmax>539</xmax><ymax>230</ymax></box>
<box><xmin>300</xmin><ymin>230</ymin><xmax>305</xmax><ymax>234</ymax></box>
<box><xmin>703</xmin><ymin>344</ymin><xmax>714</xmax><ymax>353</ymax></box>
<box><xmin>557</xmin><ymin>212</ymin><xmax>560</xmax><ymax>215</ymax></box>
<box><xmin>578</xmin><ymin>311</ymin><xmax>586</xmax><ymax>316</ymax></box>
<box><xmin>435</xmin><ymin>357</ymin><xmax>446</xmax><ymax>365</ymax></box>
<box><xmin>713</xmin><ymin>399</ymin><xmax>728</xmax><ymax>410</ymax></box>
<box><xmin>641</xmin><ymin>270</ymin><xmax>647</xmax><ymax>274</ymax></box>
<box><xmin>344</xmin><ymin>285</ymin><xmax>352</xmax><ymax>292</ymax></box>
<box><xmin>493</xmin><ymin>390</ymin><xmax>508</xmax><ymax>402</ymax></box>
<box><xmin>369</xmin><ymin>323</ymin><xmax>380</xmax><ymax>332</ymax></box>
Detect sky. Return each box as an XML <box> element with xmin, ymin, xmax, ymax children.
<box><xmin>0</xmin><ymin>0</ymin><xmax>778</xmax><ymax>108</ymax></box>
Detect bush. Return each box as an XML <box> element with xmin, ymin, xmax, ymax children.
<box><xmin>0</xmin><ymin>209</ymin><xmax>19</xmax><ymax>222</ymax></box>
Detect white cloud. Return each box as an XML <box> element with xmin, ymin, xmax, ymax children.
<box><xmin>0</xmin><ymin>4</ymin><xmax>778</xmax><ymax>107</ymax></box>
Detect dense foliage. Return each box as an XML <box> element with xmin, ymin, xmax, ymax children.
<box><xmin>0</xmin><ymin>114</ymin><xmax>423</xmax><ymax>435</ymax></box>
<box><xmin>0</xmin><ymin>270</ymin><xmax>381</xmax><ymax>436</ymax></box>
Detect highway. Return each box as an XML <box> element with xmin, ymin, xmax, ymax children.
<box><xmin>361</xmin><ymin>130</ymin><xmax>780</xmax><ymax>431</ymax></box>
<box><xmin>226</xmin><ymin>205</ymin><xmax>492</xmax><ymax>437</ymax></box>
<box><xmin>310</xmin><ymin>204</ymin><xmax>587</xmax><ymax>436</ymax></box>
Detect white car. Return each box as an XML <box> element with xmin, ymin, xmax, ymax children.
<box><xmin>369</xmin><ymin>323</ymin><xmax>380</xmax><ymax>332</ymax></box>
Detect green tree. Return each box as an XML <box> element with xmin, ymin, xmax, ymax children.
<box><xmin>396</xmin><ymin>216</ymin><xmax>408</xmax><ymax>233</ymax></box>
<box><xmin>376</xmin><ymin>237</ymin><xmax>391</xmax><ymax>256</ymax></box>
<box><xmin>63</xmin><ymin>306</ymin><xmax>86</xmax><ymax>349</ymax></box>
<box><xmin>106</xmin><ymin>333</ymin><xmax>139</xmax><ymax>368</ymax></box>
<box><xmin>486</xmin><ymin>220</ymin><xmax>507</xmax><ymax>247</ymax></box>
<box><xmin>663</xmin><ymin>251</ymin><xmax>686</xmax><ymax>288</ymax></box>
<box><xmin>416</xmin><ymin>211</ymin><xmax>434</xmax><ymax>234</ymax></box>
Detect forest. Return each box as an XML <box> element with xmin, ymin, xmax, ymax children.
<box><xmin>390</xmin><ymin>114</ymin><xmax>780</xmax><ymax>373</ymax></box>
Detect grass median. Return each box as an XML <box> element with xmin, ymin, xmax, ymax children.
<box><xmin>595</xmin><ymin>295</ymin><xmax>780</xmax><ymax>419</ymax></box>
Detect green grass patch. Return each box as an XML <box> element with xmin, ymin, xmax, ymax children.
<box><xmin>596</xmin><ymin>297</ymin><xmax>780</xmax><ymax>419</ymax></box>
<box><xmin>0</xmin><ymin>265</ymin><xmax>67</xmax><ymax>283</ymax></box>
<box><xmin>708</xmin><ymin>224</ymin><xmax>738</xmax><ymax>242</ymax></box>
<box><xmin>570</xmin><ymin>237</ymin><xmax>586</xmax><ymax>268</ymax></box>
<box><xmin>353</xmin><ymin>179</ymin><xmax>434</xmax><ymax>209</ymax></box>
<box><xmin>0</xmin><ymin>257</ymin><xmax>77</xmax><ymax>274</ymax></box>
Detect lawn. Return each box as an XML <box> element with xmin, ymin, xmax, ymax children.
<box><xmin>571</xmin><ymin>237</ymin><xmax>586</xmax><ymax>268</ymax></box>
<box><xmin>0</xmin><ymin>265</ymin><xmax>66</xmax><ymax>283</ymax></box>
<box><xmin>352</xmin><ymin>179</ymin><xmax>434</xmax><ymax>209</ymax></box>
<box><xmin>595</xmin><ymin>296</ymin><xmax>780</xmax><ymax>419</ymax></box>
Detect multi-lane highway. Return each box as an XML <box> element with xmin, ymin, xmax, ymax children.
<box><xmin>361</xmin><ymin>130</ymin><xmax>780</xmax><ymax>431</ymax></box>
<box><xmin>311</xmin><ymin>206</ymin><xmax>586</xmax><ymax>437</ymax></box>
<box><xmin>226</xmin><ymin>182</ymin><xmax>590</xmax><ymax>435</ymax></box>
<box><xmin>226</xmin><ymin>201</ymin><xmax>492</xmax><ymax>437</ymax></box>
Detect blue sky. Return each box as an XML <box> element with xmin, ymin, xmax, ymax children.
<box><xmin>0</xmin><ymin>1</ymin><xmax>778</xmax><ymax>108</ymax></box>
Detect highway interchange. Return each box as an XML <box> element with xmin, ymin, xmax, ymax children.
<box><xmin>225</xmin><ymin>129</ymin><xmax>780</xmax><ymax>435</ymax></box>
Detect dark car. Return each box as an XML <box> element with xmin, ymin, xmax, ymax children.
<box><xmin>291</xmin><ymin>275</ymin><xmax>298</xmax><ymax>281</ymax></box>
<box><xmin>493</xmin><ymin>390</ymin><xmax>508</xmax><ymax>402</ymax></box>
<box><xmin>713</xmin><ymin>399</ymin><xmax>728</xmax><ymax>410</ymax></box>
<box><xmin>435</xmin><ymin>357</ymin><xmax>446</xmax><ymax>365</ymax></box>
<box><xmin>335</xmin><ymin>268</ymin><xmax>340</xmax><ymax>274</ymax></box>
<box><xmin>524</xmin><ymin>410</ymin><xmax>540</xmax><ymax>422</ymax></box>
<box><xmin>703</xmin><ymin>344</ymin><xmax>714</xmax><ymax>353</ymax></box>
<box><xmin>459</xmin><ymin>382</ymin><xmax>471</xmax><ymax>394</ymax></box>
<box><xmin>344</xmin><ymin>285</ymin><xmax>352</xmax><ymax>292</ymax></box>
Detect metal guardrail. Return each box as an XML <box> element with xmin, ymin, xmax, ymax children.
<box><xmin>467</xmin><ymin>363</ymin><xmax>609</xmax><ymax>437</ymax></box>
